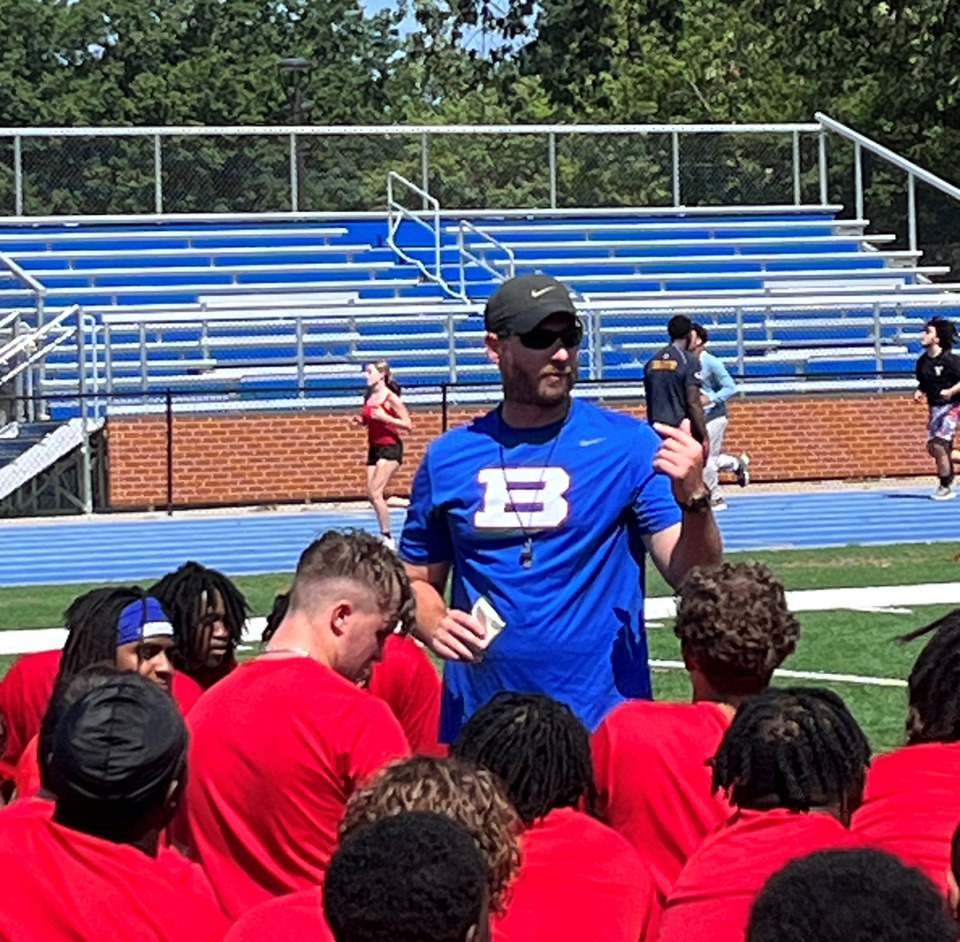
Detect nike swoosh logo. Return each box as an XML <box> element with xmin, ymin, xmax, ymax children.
<box><xmin>579</xmin><ymin>437</ymin><xmax>605</xmax><ymax>447</ymax></box>
<box><xmin>531</xmin><ymin>286</ymin><xmax>557</xmax><ymax>298</ymax></box>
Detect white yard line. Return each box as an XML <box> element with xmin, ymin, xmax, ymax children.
<box><xmin>2</xmin><ymin>584</ymin><xmax>959</xmax><ymax>689</ymax></box>
<box><xmin>650</xmin><ymin>659</ymin><xmax>908</xmax><ymax>688</ymax></box>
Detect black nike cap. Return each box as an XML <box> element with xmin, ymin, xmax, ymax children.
<box><xmin>484</xmin><ymin>274</ymin><xmax>577</xmax><ymax>335</ymax></box>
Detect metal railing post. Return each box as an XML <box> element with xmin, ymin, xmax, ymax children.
<box><xmin>736</xmin><ymin>307</ymin><xmax>745</xmax><ymax>376</ymax></box>
<box><xmin>447</xmin><ymin>312</ymin><xmax>457</xmax><ymax>383</ymax></box>
<box><xmin>873</xmin><ymin>300</ymin><xmax>883</xmax><ymax>373</ymax></box>
<box><xmin>792</xmin><ymin>130</ymin><xmax>801</xmax><ymax>205</ymax></box>
<box><xmin>907</xmin><ymin>172</ymin><xmax>917</xmax><ymax>253</ymax></box>
<box><xmin>672</xmin><ymin>131</ymin><xmax>681</xmax><ymax>207</ymax></box>
<box><xmin>441</xmin><ymin>382</ymin><xmax>449</xmax><ymax>432</ymax></box>
<box><xmin>421</xmin><ymin>132</ymin><xmax>430</xmax><ymax>208</ymax></box>
<box><xmin>13</xmin><ymin>135</ymin><xmax>23</xmax><ymax>216</ymax></box>
<box><xmin>854</xmin><ymin>141</ymin><xmax>864</xmax><ymax>222</ymax></box>
<box><xmin>548</xmin><ymin>132</ymin><xmax>558</xmax><ymax>209</ymax></box>
<box><xmin>77</xmin><ymin>315</ymin><xmax>93</xmax><ymax>514</ymax></box>
<box><xmin>818</xmin><ymin>129</ymin><xmax>828</xmax><ymax>205</ymax></box>
<box><xmin>165</xmin><ymin>388</ymin><xmax>174</xmax><ymax>516</ymax></box>
<box><xmin>154</xmin><ymin>134</ymin><xmax>163</xmax><ymax>213</ymax></box>
<box><xmin>289</xmin><ymin>132</ymin><xmax>299</xmax><ymax>212</ymax></box>
<box><xmin>296</xmin><ymin>317</ymin><xmax>306</xmax><ymax>397</ymax></box>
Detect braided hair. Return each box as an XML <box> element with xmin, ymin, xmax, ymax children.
<box><xmin>452</xmin><ymin>691</ymin><xmax>597</xmax><ymax>825</ymax></box>
<box><xmin>59</xmin><ymin>586</ymin><xmax>147</xmax><ymax>681</ymax></box>
<box><xmin>149</xmin><ymin>562</ymin><xmax>248</xmax><ymax>673</ymax></box>
<box><xmin>897</xmin><ymin>608</ymin><xmax>960</xmax><ymax>744</ymax></box>
<box><xmin>712</xmin><ymin>687</ymin><xmax>870</xmax><ymax>812</ymax></box>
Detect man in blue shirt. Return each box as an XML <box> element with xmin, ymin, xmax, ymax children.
<box><xmin>691</xmin><ymin>323</ymin><xmax>750</xmax><ymax>512</ymax></box>
<box><xmin>399</xmin><ymin>274</ymin><xmax>723</xmax><ymax>742</ymax></box>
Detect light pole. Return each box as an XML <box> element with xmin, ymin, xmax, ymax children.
<box><xmin>278</xmin><ymin>57</ymin><xmax>313</xmax><ymax>211</ymax></box>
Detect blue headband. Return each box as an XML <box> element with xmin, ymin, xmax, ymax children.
<box><xmin>116</xmin><ymin>598</ymin><xmax>174</xmax><ymax>647</ymax></box>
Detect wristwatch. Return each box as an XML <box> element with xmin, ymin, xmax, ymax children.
<box><xmin>679</xmin><ymin>491</ymin><xmax>713</xmax><ymax>514</ymax></box>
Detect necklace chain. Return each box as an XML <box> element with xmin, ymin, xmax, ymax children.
<box><xmin>497</xmin><ymin>404</ymin><xmax>569</xmax><ymax>569</ymax></box>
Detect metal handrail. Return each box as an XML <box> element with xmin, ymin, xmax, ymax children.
<box><xmin>0</xmin><ymin>252</ymin><xmax>46</xmax><ymax>324</ymax></box>
<box><xmin>386</xmin><ymin>171</ymin><xmax>454</xmax><ymax>293</ymax></box>
<box><xmin>457</xmin><ymin>221</ymin><xmax>515</xmax><ymax>298</ymax></box>
<box><xmin>817</xmin><ymin>112</ymin><xmax>960</xmax><ymax>252</ymax></box>
<box><xmin>0</xmin><ymin>304</ymin><xmax>81</xmax><ymax>378</ymax></box>
<box><xmin>0</xmin><ymin>122</ymin><xmax>823</xmax><ymax>139</ymax></box>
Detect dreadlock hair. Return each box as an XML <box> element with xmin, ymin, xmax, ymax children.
<box><xmin>59</xmin><ymin>586</ymin><xmax>148</xmax><ymax>681</ymax></box>
<box><xmin>712</xmin><ymin>687</ymin><xmax>871</xmax><ymax>813</ymax></box>
<box><xmin>291</xmin><ymin>530</ymin><xmax>415</xmax><ymax>635</ymax></box>
<box><xmin>927</xmin><ymin>316</ymin><xmax>959</xmax><ymax>352</ymax></box>
<box><xmin>452</xmin><ymin>691</ymin><xmax>597</xmax><ymax>825</ymax></box>
<box><xmin>38</xmin><ymin>663</ymin><xmax>127</xmax><ymax>795</ymax></box>
<box><xmin>897</xmin><ymin>608</ymin><xmax>960</xmax><ymax>744</ymax></box>
<box><xmin>261</xmin><ymin>592</ymin><xmax>290</xmax><ymax>645</ymax></box>
<box><xmin>340</xmin><ymin>754</ymin><xmax>521</xmax><ymax>914</ymax></box>
<box><xmin>748</xmin><ymin>848</ymin><xmax>957</xmax><ymax>942</ymax></box>
<box><xmin>149</xmin><ymin>561</ymin><xmax>249</xmax><ymax>673</ymax></box>
<box><xmin>674</xmin><ymin>562</ymin><xmax>800</xmax><ymax>696</ymax></box>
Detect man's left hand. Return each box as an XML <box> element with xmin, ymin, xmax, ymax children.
<box><xmin>653</xmin><ymin>419</ymin><xmax>706</xmax><ymax>505</ymax></box>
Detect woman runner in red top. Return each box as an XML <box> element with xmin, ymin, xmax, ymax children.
<box><xmin>352</xmin><ymin>360</ymin><xmax>412</xmax><ymax>549</ymax></box>
<box><xmin>658</xmin><ymin>687</ymin><xmax>870</xmax><ymax>942</ymax></box>
<box><xmin>853</xmin><ymin>608</ymin><xmax>960</xmax><ymax>893</ymax></box>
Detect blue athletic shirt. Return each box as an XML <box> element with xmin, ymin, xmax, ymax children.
<box><xmin>399</xmin><ymin>398</ymin><xmax>681</xmax><ymax>742</ymax></box>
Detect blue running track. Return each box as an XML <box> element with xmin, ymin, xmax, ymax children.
<box><xmin>0</xmin><ymin>486</ymin><xmax>956</xmax><ymax>587</ymax></box>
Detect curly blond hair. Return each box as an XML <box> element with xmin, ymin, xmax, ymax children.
<box><xmin>674</xmin><ymin>562</ymin><xmax>800</xmax><ymax>691</ymax></box>
<box><xmin>340</xmin><ymin>755</ymin><xmax>521</xmax><ymax>912</ymax></box>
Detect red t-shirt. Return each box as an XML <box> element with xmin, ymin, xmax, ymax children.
<box><xmin>0</xmin><ymin>650</ymin><xmax>61</xmax><ymax>776</ymax></box>
<box><xmin>0</xmin><ymin>813</ymin><xmax>229</xmax><ymax>941</ymax></box>
<box><xmin>853</xmin><ymin>741</ymin><xmax>960</xmax><ymax>894</ymax></box>
<box><xmin>185</xmin><ymin>656</ymin><xmax>410</xmax><ymax>918</ymax></box>
<box><xmin>592</xmin><ymin>700</ymin><xmax>733</xmax><ymax>903</ymax></box>
<box><xmin>223</xmin><ymin>886</ymin><xmax>334</xmax><ymax>942</ymax></box>
<box><xmin>368</xmin><ymin>635</ymin><xmax>443</xmax><ymax>755</ymax></box>
<box><xmin>493</xmin><ymin>807</ymin><xmax>660</xmax><ymax>942</ymax></box>
<box><xmin>658</xmin><ymin>808</ymin><xmax>855</xmax><ymax>942</ymax></box>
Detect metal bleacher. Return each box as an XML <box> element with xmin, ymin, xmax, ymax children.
<box><xmin>1</xmin><ymin>203</ymin><xmax>960</xmax><ymax>425</ymax></box>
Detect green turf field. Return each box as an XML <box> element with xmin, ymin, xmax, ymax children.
<box><xmin>1</xmin><ymin>541</ymin><xmax>958</xmax><ymax>753</ymax></box>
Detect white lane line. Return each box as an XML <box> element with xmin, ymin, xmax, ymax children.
<box><xmin>650</xmin><ymin>659</ymin><xmax>908</xmax><ymax>688</ymax></box>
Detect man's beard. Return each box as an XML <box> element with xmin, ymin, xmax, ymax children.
<box><xmin>502</xmin><ymin>360</ymin><xmax>578</xmax><ymax>407</ymax></box>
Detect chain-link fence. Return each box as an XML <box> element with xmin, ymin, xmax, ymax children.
<box><xmin>0</xmin><ymin>124</ymin><xmax>823</xmax><ymax>217</ymax></box>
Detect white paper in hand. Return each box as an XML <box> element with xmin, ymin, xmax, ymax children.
<box><xmin>470</xmin><ymin>596</ymin><xmax>506</xmax><ymax>659</ymax></box>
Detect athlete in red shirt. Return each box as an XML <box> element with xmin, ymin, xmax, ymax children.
<box><xmin>225</xmin><ymin>754</ymin><xmax>520</xmax><ymax>942</ymax></box>
<box><xmin>658</xmin><ymin>687</ymin><xmax>871</xmax><ymax>942</ymax></box>
<box><xmin>264</xmin><ymin>592</ymin><xmax>443</xmax><ymax>755</ymax></box>
<box><xmin>454</xmin><ymin>691</ymin><xmax>660</xmax><ymax>942</ymax></box>
<box><xmin>185</xmin><ymin>530</ymin><xmax>413</xmax><ymax>918</ymax></box>
<box><xmin>853</xmin><ymin>608</ymin><xmax>960</xmax><ymax>893</ymax></box>
<box><xmin>151</xmin><ymin>561</ymin><xmax>249</xmax><ymax>689</ymax></box>
<box><xmin>0</xmin><ymin>648</ymin><xmax>61</xmax><ymax>794</ymax></box>
<box><xmin>592</xmin><ymin>561</ymin><xmax>800</xmax><ymax>902</ymax></box>
<box><xmin>0</xmin><ymin>673</ymin><xmax>228</xmax><ymax>942</ymax></box>
<box><xmin>749</xmin><ymin>847</ymin><xmax>958</xmax><ymax>942</ymax></box>
<box><xmin>369</xmin><ymin>634</ymin><xmax>443</xmax><ymax>754</ymax></box>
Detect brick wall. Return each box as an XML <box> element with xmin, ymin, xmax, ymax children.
<box><xmin>106</xmin><ymin>392</ymin><xmax>933</xmax><ymax>508</ymax></box>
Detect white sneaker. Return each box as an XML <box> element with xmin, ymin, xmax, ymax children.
<box><xmin>736</xmin><ymin>454</ymin><xmax>751</xmax><ymax>487</ymax></box>
<box><xmin>711</xmin><ymin>497</ymin><xmax>728</xmax><ymax>512</ymax></box>
<box><xmin>932</xmin><ymin>486</ymin><xmax>956</xmax><ymax>501</ymax></box>
<box><xmin>381</xmin><ymin>535</ymin><xmax>397</xmax><ymax>550</ymax></box>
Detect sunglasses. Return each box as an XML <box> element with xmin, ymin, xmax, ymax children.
<box><xmin>503</xmin><ymin>320</ymin><xmax>583</xmax><ymax>350</ymax></box>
